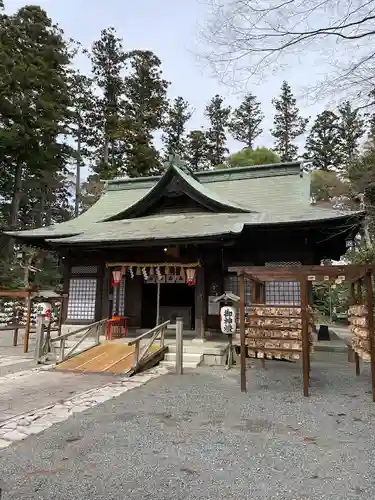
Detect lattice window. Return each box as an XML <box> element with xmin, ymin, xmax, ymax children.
<box><xmin>112</xmin><ymin>276</ymin><xmax>126</xmax><ymax>316</ymax></box>
<box><xmin>265</xmin><ymin>261</ymin><xmax>301</xmax><ymax>305</ymax></box>
<box><xmin>71</xmin><ymin>265</ymin><xmax>98</xmax><ymax>275</ymax></box>
<box><xmin>224</xmin><ymin>274</ymin><xmax>252</xmax><ymax>305</ymax></box>
<box><xmin>67</xmin><ymin>278</ymin><xmax>97</xmax><ymax>321</ymax></box>
<box><xmin>224</xmin><ymin>274</ymin><xmax>252</xmax><ymax>322</ymax></box>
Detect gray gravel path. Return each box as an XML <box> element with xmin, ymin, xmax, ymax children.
<box><xmin>1</xmin><ymin>352</ymin><xmax>375</xmax><ymax>499</ymax></box>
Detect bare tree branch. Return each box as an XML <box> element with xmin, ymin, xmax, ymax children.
<box><xmin>201</xmin><ymin>0</ymin><xmax>375</xmax><ymax>104</ymax></box>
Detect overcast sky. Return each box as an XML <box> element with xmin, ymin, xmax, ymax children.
<box><xmin>6</xmin><ymin>0</ymin><xmax>331</xmax><ymax>156</ymax></box>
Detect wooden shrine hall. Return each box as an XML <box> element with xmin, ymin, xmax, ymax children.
<box><xmin>6</xmin><ymin>158</ymin><xmax>365</xmax><ymax>340</ymax></box>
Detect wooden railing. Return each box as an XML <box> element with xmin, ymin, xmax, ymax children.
<box><xmin>128</xmin><ymin>320</ymin><xmax>170</xmax><ymax>371</ymax></box>
<box><xmin>49</xmin><ymin>319</ymin><xmax>107</xmax><ymax>363</ymax></box>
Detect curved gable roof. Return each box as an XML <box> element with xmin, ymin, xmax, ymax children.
<box><xmin>104</xmin><ymin>163</ymin><xmax>251</xmax><ymax>221</ymax></box>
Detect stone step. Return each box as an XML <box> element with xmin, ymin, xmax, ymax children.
<box><xmin>163</xmin><ymin>352</ymin><xmax>203</xmax><ymax>364</ymax></box>
<box><xmin>159</xmin><ymin>361</ymin><xmax>201</xmax><ymax>369</ymax></box>
<box><xmin>166</xmin><ymin>344</ymin><xmax>224</xmax><ymax>355</ymax></box>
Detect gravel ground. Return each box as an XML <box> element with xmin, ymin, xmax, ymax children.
<box><xmin>1</xmin><ymin>352</ymin><xmax>375</xmax><ymax>500</ymax></box>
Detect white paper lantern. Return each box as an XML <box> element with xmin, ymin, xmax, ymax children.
<box><xmin>220</xmin><ymin>306</ymin><xmax>236</xmax><ymax>334</ymax></box>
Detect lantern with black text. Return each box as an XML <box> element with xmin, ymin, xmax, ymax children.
<box><xmin>220</xmin><ymin>305</ymin><xmax>236</xmax><ymax>335</ymax></box>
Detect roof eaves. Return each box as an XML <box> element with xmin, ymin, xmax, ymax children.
<box><xmin>46</xmin><ymin>225</ymin><xmax>245</xmax><ymax>247</ymax></box>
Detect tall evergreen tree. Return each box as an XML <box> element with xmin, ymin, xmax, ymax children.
<box><xmin>184</xmin><ymin>130</ymin><xmax>209</xmax><ymax>172</ymax></box>
<box><xmin>271</xmin><ymin>81</ymin><xmax>308</xmax><ymax>162</ymax></box>
<box><xmin>0</xmin><ymin>5</ymin><xmax>74</xmax><ymax>261</ymax></box>
<box><xmin>229</xmin><ymin>93</ymin><xmax>264</xmax><ymax>148</ymax></box>
<box><xmin>69</xmin><ymin>71</ymin><xmax>95</xmax><ymax>216</ymax></box>
<box><xmin>122</xmin><ymin>50</ymin><xmax>169</xmax><ymax>176</ymax></box>
<box><xmin>338</xmin><ymin>101</ymin><xmax>365</xmax><ymax>167</ymax></box>
<box><xmin>304</xmin><ymin>110</ymin><xmax>342</xmax><ymax>171</ymax></box>
<box><xmin>205</xmin><ymin>94</ymin><xmax>231</xmax><ymax>167</ymax></box>
<box><xmin>162</xmin><ymin>96</ymin><xmax>192</xmax><ymax>160</ymax></box>
<box><xmin>89</xmin><ymin>27</ymin><xmax>127</xmax><ymax>179</ymax></box>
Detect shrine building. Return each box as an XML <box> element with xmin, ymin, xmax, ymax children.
<box><xmin>7</xmin><ymin>160</ymin><xmax>364</xmax><ymax>338</ymax></box>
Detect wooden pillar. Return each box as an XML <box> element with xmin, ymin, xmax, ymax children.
<box><xmin>357</xmin><ymin>280</ymin><xmax>362</xmax><ymax>303</ymax></box>
<box><xmin>95</xmin><ymin>263</ymin><xmax>105</xmax><ymax>321</ymax></box>
<box><xmin>101</xmin><ymin>266</ymin><xmax>111</xmax><ymax>319</ymax></box>
<box><xmin>23</xmin><ymin>289</ymin><xmax>32</xmax><ymax>353</ymax></box>
<box><xmin>240</xmin><ymin>272</ymin><xmax>246</xmax><ymax>393</ymax></box>
<box><xmin>195</xmin><ymin>266</ymin><xmax>206</xmax><ymax>340</ymax></box>
<box><xmin>365</xmin><ymin>271</ymin><xmax>375</xmax><ymax>402</ymax></box>
<box><xmin>61</xmin><ymin>259</ymin><xmax>70</xmax><ymax>324</ymax></box>
<box><xmin>350</xmin><ymin>281</ymin><xmax>361</xmax><ymax>374</ymax></box>
<box><xmin>300</xmin><ymin>276</ymin><xmax>310</xmax><ymax>397</ymax></box>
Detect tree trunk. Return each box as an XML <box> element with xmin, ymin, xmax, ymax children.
<box><xmin>75</xmin><ymin>127</ymin><xmax>81</xmax><ymax>217</ymax></box>
<box><xmin>7</xmin><ymin>163</ymin><xmax>23</xmax><ymax>259</ymax></box>
<box><xmin>103</xmin><ymin>140</ymin><xmax>109</xmax><ymax>166</ymax></box>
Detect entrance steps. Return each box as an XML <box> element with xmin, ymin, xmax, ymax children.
<box><xmin>159</xmin><ymin>341</ymin><xmax>227</xmax><ymax>368</ymax></box>
<box><xmin>160</xmin><ymin>351</ymin><xmax>203</xmax><ymax>369</ymax></box>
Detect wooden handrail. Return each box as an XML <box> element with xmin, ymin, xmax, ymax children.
<box><xmin>53</xmin><ymin>318</ymin><xmax>107</xmax><ymax>363</ymax></box>
<box><xmin>50</xmin><ymin>319</ymin><xmax>106</xmax><ymax>343</ymax></box>
<box><xmin>127</xmin><ymin>320</ymin><xmax>170</xmax><ymax>346</ymax></box>
<box><xmin>129</xmin><ymin>320</ymin><xmax>170</xmax><ymax>370</ymax></box>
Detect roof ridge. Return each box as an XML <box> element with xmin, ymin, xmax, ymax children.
<box><xmin>105</xmin><ymin>161</ymin><xmax>303</xmax><ymax>190</ymax></box>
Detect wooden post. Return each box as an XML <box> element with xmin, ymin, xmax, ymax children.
<box><xmin>57</xmin><ymin>297</ymin><xmax>64</xmax><ymax>337</ymax></box>
<box><xmin>194</xmin><ymin>266</ymin><xmax>206</xmax><ymax>340</ymax></box>
<box><xmin>133</xmin><ymin>340</ymin><xmax>140</xmax><ymax>366</ymax></box>
<box><xmin>300</xmin><ymin>276</ymin><xmax>310</xmax><ymax>397</ymax></box>
<box><xmin>176</xmin><ymin>316</ymin><xmax>183</xmax><ymax>375</ymax></box>
<box><xmin>156</xmin><ymin>281</ymin><xmax>161</xmax><ymax>326</ymax></box>
<box><xmin>350</xmin><ymin>281</ymin><xmax>360</xmax><ymax>371</ymax></box>
<box><xmin>23</xmin><ymin>290</ymin><xmax>32</xmax><ymax>353</ymax></box>
<box><xmin>239</xmin><ymin>272</ymin><xmax>246</xmax><ymax>393</ymax></box>
<box><xmin>365</xmin><ymin>271</ymin><xmax>375</xmax><ymax>402</ymax></box>
<box><xmin>357</xmin><ymin>280</ymin><xmax>362</xmax><ymax>303</ymax></box>
<box><xmin>34</xmin><ymin>314</ymin><xmax>45</xmax><ymax>363</ymax></box>
<box><xmin>59</xmin><ymin>337</ymin><xmax>65</xmax><ymax>362</ymax></box>
<box><xmin>12</xmin><ymin>327</ymin><xmax>19</xmax><ymax>347</ymax></box>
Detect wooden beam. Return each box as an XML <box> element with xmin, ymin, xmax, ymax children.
<box><xmin>0</xmin><ymin>290</ymin><xmax>30</xmax><ymax>298</ymax></box>
<box><xmin>231</xmin><ymin>265</ymin><xmax>374</xmax><ymax>283</ymax></box>
<box><xmin>243</xmin><ymin>271</ymin><xmax>263</xmax><ymax>285</ymax></box>
<box><xmin>23</xmin><ymin>290</ymin><xmax>32</xmax><ymax>353</ymax></box>
<box><xmin>239</xmin><ymin>272</ymin><xmax>246</xmax><ymax>393</ymax></box>
<box><xmin>365</xmin><ymin>271</ymin><xmax>375</xmax><ymax>402</ymax></box>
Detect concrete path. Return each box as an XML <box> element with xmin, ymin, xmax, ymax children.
<box><xmin>0</xmin><ymin>352</ymin><xmax>374</xmax><ymax>499</ymax></box>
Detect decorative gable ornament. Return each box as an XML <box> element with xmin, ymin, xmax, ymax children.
<box><xmin>186</xmin><ymin>268</ymin><xmax>196</xmax><ymax>286</ymax></box>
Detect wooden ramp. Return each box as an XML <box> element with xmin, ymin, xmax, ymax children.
<box><xmin>55</xmin><ymin>344</ymin><xmax>135</xmax><ymax>374</ymax></box>
<box><xmin>55</xmin><ymin>343</ymin><xmax>167</xmax><ymax>375</ymax></box>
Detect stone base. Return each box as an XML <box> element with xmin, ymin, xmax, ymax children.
<box><xmin>191</xmin><ymin>337</ymin><xmax>206</xmax><ymax>344</ymax></box>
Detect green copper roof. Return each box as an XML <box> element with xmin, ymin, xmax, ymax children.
<box><xmin>47</xmin><ymin>209</ymin><xmax>363</xmax><ymax>246</ymax></box>
<box><xmin>5</xmin><ymin>160</ymin><xmax>363</xmax><ymax>244</ymax></box>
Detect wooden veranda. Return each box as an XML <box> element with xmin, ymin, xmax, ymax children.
<box><xmin>233</xmin><ymin>265</ymin><xmax>375</xmax><ymax>400</ymax></box>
